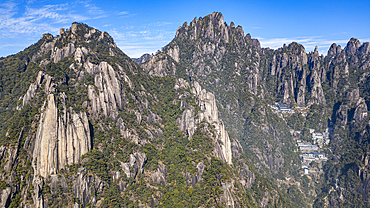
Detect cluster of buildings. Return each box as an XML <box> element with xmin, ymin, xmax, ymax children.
<box><xmin>269</xmin><ymin>102</ymin><xmax>331</xmax><ymax>176</ymax></box>
<box><xmin>290</xmin><ymin>128</ymin><xmax>330</xmax><ymax>176</ymax></box>
<box><xmin>297</xmin><ymin>142</ymin><xmax>319</xmax><ymax>153</ymax></box>
<box><xmin>268</xmin><ymin>103</ymin><xmax>311</xmax><ymax>117</ymax></box>
<box><xmin>296</xmin><ymin>129</ymin><xmax>330</xmax><ymax>175</ymax></box>
<box><xmin>310</xmin><ymin>128</ymin><xmax>330</xmax><ymax>148</ymax></box>
<box><xmin>268</xmin><ymin>104</ymin><xmax>295</xmax><ymax>114</ymax></box>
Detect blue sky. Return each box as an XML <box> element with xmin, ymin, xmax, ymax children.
<box><xmin>1</xmin><ymin>0</ymin><xmax>369</xmax><ymax>58</ymax></box>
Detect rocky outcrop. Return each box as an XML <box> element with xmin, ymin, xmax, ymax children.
<box><xmin>345</xmin><ymin>38</ymin><xmax>361</xmax><ymax>54</ymax></box>
<box><xmin>347</xmin><ymin>88</ymin><xmax>360</xmax><ymax>103</ymax></box>
<box><xmin>32</xmin><ymin>94</ymin><xmax>91</xmax><ymax>177</ymax></box>
<box><xmin>22</xmin><ymin>84</ymin><xmax>37</xmax><ymax>108</ymax></box>
<box><xmin>74</xmin><ymin>47</ymin><xmax>89</xmax><ymax>63</ymax></box>
<box><xmin>353</xmin><ymin>98</ymin><xmax>368</xmax><ymax>123</ymax></box>
<box><xmin>0</xmin><ymin>187</ymin><xmax>11</xmax><ymax>207</ymax></box>
<box><xmin>220</xmin><ymin>179</ymin><xmax>235</xmax><ymax>208</ymax></box>
<box><xmin>132</xmin><ymin>53</ymin><xmax>152</xmax><ymax>65</ymax></box>
<box><xmin>134</xmin><ymin>152</ymin><xmax>147</xmax><ymax>175</ymax></box>
<box><xmin>328</xmin><ymin>43</ymin><xmax>342</xmax><ymax>56</ymax></box>
<box><xmin>185</xmin><ymin>161</ymin><xmax>205</xmax><ymax>188</ymax></box>
<box><xmin>151</xmin><ymin>162</ymin><xmax>166</xmax><ymax>184</ymax></box>
<box><xmin>357</xmin><ymin>153</ymin><xmax>370</xmax><ymax>204</ymax></box>
<box><xmin>179</xmin><ymin>107</ymin><xmax>196</xmax><ymax>138</ymax></box>
<box><xmin>19</xmin><ymin>71</ymin><xmax>44</xmax><ymax>110</ymax></box>
<box><xmin>120</xmin><ymin>152</ymin><xmax>147</xmax><ymax>179</ymax></box>
<box><xmin>240</xmin><ymin>163</ymin><xmax>255</xmax><ymax>188</ymax></box>
<box><xmin>87</xmin><ymin>62</ymin><xmax>123</xmax><ymax>119</ymax></box>
<box><xmin>260</xmin><ymin>191</ymin><xmax>270</xmax><ymax>208</ymax></box>
<box><xmin>72</xmin><ymin>167</ymin><xmax>105</xmax><ymax>207</ymax></box>
<box><xmin>51</xmin><ymin>43</ymin><xmax>76</xmax><ymax>63</ymax></box>
<box><xmin>178</xmin><ymin>80</ymin><xmax>232</xmax><ymax>164</ymax></box>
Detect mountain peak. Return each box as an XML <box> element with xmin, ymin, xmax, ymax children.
<box><xmin>345</xmin><ymin>37</ymin><xmax>361</xmax><ymax>54</ymax></box>
<box><xmin>173</xmin><ymin>12</ymin><xmax>257</xmax><ymax>48</ymax></box>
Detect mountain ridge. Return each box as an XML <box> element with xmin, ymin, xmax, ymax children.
<box><xmin>141</xmin><ymin>11</ymin><xmax>370</xmax><ymax>207</ymax></box>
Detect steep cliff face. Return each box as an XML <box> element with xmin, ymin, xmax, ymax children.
<box><xmin>32</xmin><ymin>93</ymin><xmax>91</xmax><ymax>177</ymax></box>
<box><xmin>87</xmin><ymin>61</ymin><xmax>124</xmax><ymax>120</ymax></box>
<box><xmin>178</xmin><ymin>79</ymin><xmax>232</xmax><ymax>164</ymax></box>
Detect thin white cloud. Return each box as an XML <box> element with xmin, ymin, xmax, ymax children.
<box><xmin>66</xmin><ymin>13</ymin><xmax>89</xmax><ymax>22</ymax></box>
<box><xmin>118</xmin><ymin>11</ymin><xmax>128</xmax><ymax>15</ymax></box>
<box><xmin>0</xmin><ymin>2</ymin><xmax>69</xmax><ymax>36</ymax></box>
<box><xmin>83</xmin><ymin>3</ymin><xmax>107</xmax><ymax>19</ymax></box>
<box><xmin>151</xmin><ymin>22</ymin><xmax>172</xmax><ymax>27</ymax></box>
<box><xmin>0</xmin><ymin>1</ymin><xmax>111</xmax><ymax>38</ymax></box>
<box><xmin>117</xmin><ymin>11</ymin><xmax>136</xmax><ymax>18</ymax></box>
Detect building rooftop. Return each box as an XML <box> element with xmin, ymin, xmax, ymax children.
<box><xmin>278</xmin><ymin>105</ymin><xmax>290</xmax><ymax>110</ymax></box>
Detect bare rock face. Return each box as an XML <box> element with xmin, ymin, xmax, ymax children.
<box><xmin>194</xmin><ymin>82</ymin><xmax>232</xmax><ymax>164</ymax></box>
<box><xmin>345</xmin><ymin>38</ymin><xmax>361</xmax><ymax>54</ymax></box>
<box><xmin>260</xmin><ymin>191</ymin><xmax>270</xmax><ymax>208</ymax></box>
<box><xmin>121</xmin><ymin>163</ymin><xmax>131</xmax><ymax>178</ymax></box>
<box><xmin>51</xmin><ymin>43</ymin><xmax>76</xmax><ymax>63</ymax></box>
<box><xmin>179</xmin><ymin>80</ymin><xmax>232</xmax><ymax>165</ymax></box>
<box><xmin>174</xmin><ymin>78</ymin><xmax>190</xmax><ymax>90</ymax></box>
<box><xmin>179</xmin><ymin>107</ymin><xmax>196</xmax><ymax>138</ymax></box>
<box><xmin>151</xmin><ymin>162</ymin><xmax>166</xmax><ymax>184</ymax></box>
<box><xmin>132</xmin><ymin>53</ymin><xmax>152</xmax><ymax>65</ymax></box>
<box><xmin>328</xmin><ymin>43</ymin><xmax>342</xmax><ymax>56</ymax></box>
<box><xmin>72</xmin><ymin>168</ymin><xmax>104</xmax><ymax>207</ymax></box>
<box><xmin>19</xmin><ymin>71</ymin><xmax>45</xmax><ymax>110</ymax></box>
<box><xmin>220</xmin><ymin>179</ymin><xmax>235</xmax><ymax>208</ymax></box>
<box><xmin>120</xmin><ymin>152</ymin><xmax>147</xmax><ymax>179</ymax></box>
<box><xmin>184</xmin><ymin>161</ymin><xmax>205</xmax><ymax>188</ymax></box>
<box><xmin>357</xmin><ymin>153</ymin><xmax>370</xmax><ymax>204</ymax></box>
<box><xmin>308</xmin><ymin>70</ymin><xmax>326</xmax><ymax>105</ymax></box>
<box><xmin>32</xmin><ymin>94</ymin><xmax>91</xmax><ymax>178</ymax></box>
<box><xmin>240</xmin><ymin>163</ymin><xmax>255</xmax><ymax>188</ymax></box>
<box><xmin>196</xmin><ymin>161</ymin><xmax>205</xmax><ymax>182</ymax></box>
<box><xmin>87</xmin><ymin>62</ymin><xmax>123</xmax><ymax>119</ymax></box>
<box><xmin>336</xmin><ymin>103</ymin><xmax>348</xmax><ymax>130</ymax></box>
<box><xmin>74</xmin><ymin>47</ymin><xmax>88</xmax><ymax>63</ymax></box>
<box><xmin>346</xmin><ymin>88</ymin><xmax>360</xmax><ymax>103</ymax></box>
<box><xmin>134</xmin><ymin>152</ymin><xmax>147</xmax><ymax>175</ymax></box>
<box><xmin>168</xmin><ymin>45</ymin><xmax>180</xmax><ymax>62</ymax></box>
<box><xmin>22</xmin><ymin>84</ymin><xmax>38</xmax><ymax>108</ymax></box>
<box><xmin>32</xmin><ymin>176</ymin><xmax>44</xmax><ymax>208</ymax></box>
<box><xmin>359</xmin><ymin>42</ymin><xmax>370</xmax><ymax>54</ymax></box>
<box><xmin>0</xmin><ymin>187</ymin><xmax>11</xmax><ymax>207</ymax></box>
<box><xmin>32</xmin><ymin>94</ymin><xmax>58</xmax><ymax>177</ymax></box>
<box><xmin>353</xmin><ymin>98</ymin><xmax>368</xmax><ymax>123</ymax></box>
<box><xmin>142</xmin><ymin>53</ymin><xmax>170</xmax><ymax>77</ymax></box>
